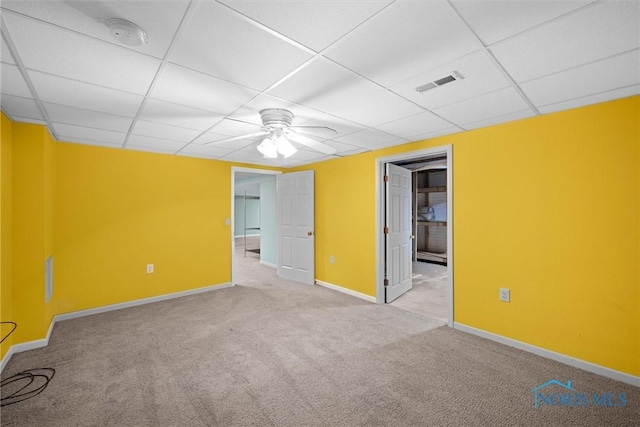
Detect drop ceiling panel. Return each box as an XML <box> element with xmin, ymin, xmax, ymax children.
<box><xmin>521</xmin><ymin>50</ymin><xmax>640</xmax><ymax>109</ymax></box>
<box><xmin>168</xmin><ymin>1</ymin><xmax>314</xmax><ymax>91</ymax></box>
<box><xmin>268</xmin><ymin>58</ymin><xmax>424</xmax><ymax>127</ymax></box>
<box><xmin>461</xmin><ymin>110</ymin><xmax>536</xmax><ymax>132</ymax></box>
<box><xmin>60</xmin><ymin>138</ymin><xmax>121</xmax><ymax>149</ymax></box>
<box><xmin>126</xmin><ymin>134</ymin><xmax>187</xmax><ymax>152</ymax></box>
<box><xmin>177</xmin><ymin>143</ymin><xmax>235</xmax><ymax>159</ymax></box>
<box><xmin>53</xmin><ymin>122</ymin><xmax>126</xmax><ymax>145</ymax></box>
<box><xmin>139</xmin><ymin>99</ymin><xmax>223</xmax><ymax>132</ymax></box>
<box><xmin>193</xmin><ymin>133</ymin><xmax>260</xmax><ymax>150</ymax></box>
<box><xmin>1</xmin><ymin>63</ymin><xmax>31</xmax><ymax>98</ymax></box>
<box><xmin>1</xmin><ymin>0</ymin><xmax>190</xmax><ymax>59</ymax></box>
<box><xmin>131</xmin><ymin>119</ymin><xmax>202</xmax><ymax>143</ymax></box>
<box><xmin>44</xmin><ymin>102</ymin><xmax>133</xmax><ymax>133</ymax></box>
<box><xmin>0</xmin><ymin>94</ymin><xmax>44</xmax><ymax>121</ymax></box>
<box><xmin>433</xmin><ymin>87</ymin><xmax>531</xmax><ymax>126</ymax></box>
<box><xmin>376</xmin><ymin>111</ymin><xmax>455</xmax><ymax>140</ymax></box>
<box><xmin>490</xmin><ymin>1</ymin><xmax>640</xmax><ymax>83</ymax></box>
<box><xmin>333</xmin><ymin>128</ymin><xmax>404</xmax><ymax>148</ymax></box>
<box><xmin>538</xmin><ymin>85</ymin><xmax>640</xmax><ymax>115</ymax></box>
<box><xmin>451</xmin><ymin>0</ymin><xmax>595</xmax><ymax>46</ymax></box>
<box><xmin>391</xmin><ymin>50</ymin><xmax>511</xmax><ymax>110</ymax></box>
<box><xmin>150</xmin><ymin>64</ymin><xmax>258</xmax><ymax>114</ymax></box>
<box><xmin>28</xmin><ymin>71</ymin><xmax>144</xmax><ymax>117</ymax></box>
<box><xmin>324</xmin><ymin>1</ymin><xmax>480</xmax><ymax>87</ymax></box>
<box><xmin>218</xmin><ymin>0</ymin><xmax>393</xmax><ymax>52</ymax></box>
<box><xmin>3</xmin><ymin>12</ymin><xmax>161</xmax><ymax>95</ymax></box>
<box><xmin>1</xmin><ymin>34</ymin><xmax>16</xmax><ymax>64</ymax></box>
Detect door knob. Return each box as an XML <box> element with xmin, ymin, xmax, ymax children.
<box><xmin>307</xmin><ymin>231</ymin><xmax>314</xmax><ymax>236</ymax></box>
<box><xmin>410</xmin><ymin>235</ymin><xmax>415</xmax><ymax>239</ymax></box>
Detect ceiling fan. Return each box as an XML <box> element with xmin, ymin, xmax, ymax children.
<box><xmin>204</xmin><ymin>109</ymin><xmax>337</xmax><ymax>158</ymax></box>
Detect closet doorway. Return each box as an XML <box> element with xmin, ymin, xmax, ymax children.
<box><xmin>231</xmin><ymin>167</ymin><xmax>279</xmax><ymax>285</ymax></box>
<box><xmin>376</xmin><ymin>146</ymin><xmax>453</xmax><ymax>326</ymax></box>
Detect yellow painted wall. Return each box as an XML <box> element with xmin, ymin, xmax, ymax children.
<box><xmin>10</xmin><ymin>123</ymin><xmax>52</xmax><ymax>343</ymax></box>
<box><xmin>306</xmin><ymin>96</ymin><xmax>639</xmax><ymax>376</ymax></box>
<box><xmin>1</xmin><ymin>112</ymin><xmax>14</xmax><ymax>359</ymax></box>
<box><xmin>52</xmin><ymin>143</ymin><xmax>235</xmax><ymax>314</ymax></box>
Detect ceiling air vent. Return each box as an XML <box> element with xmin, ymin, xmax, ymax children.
<box><xmin>415</xmin><ymin>71</ymin><xmax>464</xmax><ymax>93</ymax></box>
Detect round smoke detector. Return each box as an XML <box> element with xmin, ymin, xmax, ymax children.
<box><xmin>108</xmin><ymin>18</ymin><xmax>146</xmax><ymax>47</ymax></box>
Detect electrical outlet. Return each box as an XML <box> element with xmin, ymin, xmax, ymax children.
<box><xmin>147</xmin><ymin>264</ymin><xmax>154</xmax><ymax>274</ymax></box>
<box><xmin>329</xmin><ymin>256</ymin><xmax>335</xmax><ymax>264</ymax></box>
<box><xmin>499</xmin><ymin>288</ymin><xmax>510</xmax><ymax>302</ymax></box>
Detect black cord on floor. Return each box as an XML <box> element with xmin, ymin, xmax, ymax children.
<box><xmin>1</xmin><ymin>368</ymin><xmax>56</xmax><ymax>406</ymax></box>
<box><xmin>1</xmin><ymin>321</ymin><xmax>17</xmax><ymax>344</ymax></box>
<box><xmin>1</xmin><ymin>321</ymin><xmax>56</xmax><ymax>407</ymax></box>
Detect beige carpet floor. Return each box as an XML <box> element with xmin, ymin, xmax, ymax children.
<box><xmin>1</xmin><ymin>245</ymin><xmax>638</xmax><ymax>426</ymax></box>
<box><xmin>390</xmin><ymin>261</ymin><xmax>448</xmax><ymax>321</ymax></box>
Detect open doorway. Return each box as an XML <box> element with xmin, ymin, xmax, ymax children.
<box><xmin>376</xmin><ymin>146</ymin><xmax>453</xmax><ymax>326</ymax></box>
<box><xmin>231</xmin><ymin>167</ymin><xmax>280</xmax><ymax>285</ymax></box>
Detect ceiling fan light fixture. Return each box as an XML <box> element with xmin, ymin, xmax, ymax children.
<box><xmin>257</xmin><ymin>136</ymin><xmax>277</xmax><ymax>158</ymax></box>
<box><xmin>276</xmin><ymin>135</ymin><xmax>296</xmax><ymax>158</ymax></box>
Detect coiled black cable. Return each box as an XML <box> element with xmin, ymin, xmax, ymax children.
<box><xmin>0</xmin><ymin>321</ymin><xmax>56</xmax><ymax>407</ymax></box>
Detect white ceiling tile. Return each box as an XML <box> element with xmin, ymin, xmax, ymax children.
<box><xmin>433</xmin><ymin>87</ymin><xmax>532</xmax><ymax>125</ymax></box>
<box><xmin>391</xmin><ymin>50</ymin><xmax>511</xmax><ymax>110</ymax></box>
<box><xmin>126</xmin><ymin>134</ymin><xmax>187</xmax><ymax>152</ymax></box>
<box><xmin>125</xmin><ymin>145</ymin><xmax>179</xmax><ymax>156</ymax></box>
<box><xmin>538</xmin><ymin>85</ymin><xmax>640</xmax><ymax>115</ymax></box>
<box><xmin>520</xmin><ymin>50</ymin><xmax>640</xmax><ymax>108</ymax></box>
<box><xmin>28</xmin><ymin>71</ymin><xmax>144</xmax><ymax>117</ymax></box>
<box><xmin>1</xmin><ymin>0</ymin><xmax>190</xmax><ymax>59</ymax></box>
<box><xmin>43</xmin><ymin>102</ymin><xmax>133</xmax><ymax>133</ymax></box>
<box><xmin>177</xmin><ymin>143</ymin><xmax>235</xmax><ymax>159</ymax></box>
<box><xmin>0</xmin><ymin>94</ymin><xmax>44</xmax><ymax>121</ymax></box>
<box><xmin>150</xmin><ymin>64</ymin><xmax>258</xmax><ymax>114</ymax></box>
<box><xmin>307</xmin><ymin>139</ymin><xmax>361</xmax><ymax>155</ymax></box>
<box><xmin>324</xmin><ymin>1</ymin><xmax>480</xmax><ymax>87</ymax></box>
<box><xmin>407</xmin><ymin>127</ymin><xmax>463</xmax><ymax>143</ymax></box>
<box><xmin>451</xmin><ymin>0</ymin><xmax>595</xmax><ymax>46</ymax></box>
<box><xmin>131</xmin><ymin>119</ymin><xmax>202</xmax><ymax>143</ymax></box>
<box><xmin>59</xmin><ymin>138</ymin><xmax>121</xmax><ymax>149</ymax></box>
<box><xmin>191</xmin><ymin>128</ymin><xmax>258</xmax><ymax>147</ymax></box>
<box><xmin>139</xmin><ymin>99</ymin><xmax>224</xmax><ymax>131</ymax></box>
<box><xmin>490</xmin><ymin>1</ymin><xmax>640</xmax><ymax>82</ymax></box>
<box><xmin>218</xmin><ymin>0</ymin><xmax>393</xmax><ymax>52</ymax></box>
<box><xmin>168</xmin><ymin>1</ymin><xmax>314</xmax><ymax>91</ymax></box>
<box><xmin>462</xmin><ymin>110</ymin><xmax>536</xmax><ymax>131</ymax></box>
<box><xmin>204</xmin><ymin>118</ymin><xmax>263</xmax><ymax>140</ymax></box>
<box><xmin>1</xmin><ymin>63</ymin><xmax>31</xmax><ymax>98</ymax></box>
<box><xmin>269</xmin><ymin>58</ymin><xmax>424</xmax><ymax>126</ymax></box>
<box><xmin>1</xmin><ymin>34</ymin><xmax>16</xmax><ymax>64</ymax></box>
<box><xmin>2</xmin><ymin>11</ymin><xmax>160</xmax><ymax>94</ymax></box>
<box><xmin>53</xmin><ymin>122</ymin><xmax>126</xmax><ymax>145</ymax></box>
<box><xmin>333</xmin><ymin>128</ymin><xmax>404</xmax><ymax>148</ymax></box>
<box><xmin>376</xmin><ymin>111</ymin><xmax>454</xmax><ymax>140</ymax></box>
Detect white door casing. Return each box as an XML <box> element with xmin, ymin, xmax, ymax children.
<box><xmin>276</xmin><ymin>170</ymin><xmax>315</xmax><ymax>284</ymax></box>
<box><xmin>385</xmin><ymin>163</ymin><xmax>413</xmax><ymax>302</ymax></box>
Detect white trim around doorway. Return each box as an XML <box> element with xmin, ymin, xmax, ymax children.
<box><xmin>231</xmin><ymin>167</ymin><xmax>281</xmax><ymax>285</ymax></box>
<box><xmin>375</xmin><ymin>145</ymin><xmax>454</xmax><ymax>327</ymax></box>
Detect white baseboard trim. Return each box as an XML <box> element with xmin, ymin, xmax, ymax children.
<box><xmin>259</xmin><ymin>260</ymin><xmax>276</xmax><ymax>268</ymax></box>
<box><xmin>55</xmin><ymin>282</ymin><xmax>233</xmax><ymax>322</ymax></box>
<box><xmin>315</xmin><ymin>280</ymin><xmax>376</xmax><ymax>303</ymax></box>
<box><xmin>454</xmin><ymin>322</ymin><xmax>640</xmax><ymax>388</ymax></box>
<box><xmin>0</xmin><ymin>346</ymin><xmax>15</xmax><ymax>372</ymax></box>
<box><xmin>0</xmin><ymin>282</ymin><xmax>233</xmax><ymax>373</ymax></box>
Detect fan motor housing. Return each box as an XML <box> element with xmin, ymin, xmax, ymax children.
<box><xmin>260</xmin><ymin>108</ymin><xmax>294</xmax><ymax>129</ymax></box>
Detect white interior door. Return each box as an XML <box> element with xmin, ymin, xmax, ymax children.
<box><xmin>277</xmin><ymin>170</ymin><xmax>314</xmax><ymax>284</ymax></box>
<box><xmin>385</xmin><ymin>163</ymin><xmax>413</xmax><ymax>302</ymax></box>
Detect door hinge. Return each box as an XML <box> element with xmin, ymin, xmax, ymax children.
<box><xmin>384</xmin><ymin>175</ymin><xmax>389</xmax><ymax>182</ymax></box>
<box><xmin>384</xmin><ymin>227</ymin><xmax>389</xmax><ymax>234</ymax></box>
<box><xmin>384</xmin><ymin>278</ymin><xmax>389</xmax><ymax>287</ymax></box>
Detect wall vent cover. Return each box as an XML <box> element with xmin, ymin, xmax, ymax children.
<box><xmin>415</xmin><ymin>71</ymin><xmax>464</xmax><ymax>93</ymax></box>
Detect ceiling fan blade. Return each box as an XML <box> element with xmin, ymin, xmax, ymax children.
<box><xmin>289</xmin><ymin>125</ymin><xmax>338</xmax><ymax>135</ymax></box>
<box><xmin>286</xmin><ymin>131</ymin><xmax>336</xmax><ymax>155</ymax></box>
<box><xmin>203</xmin><ymin>130</ymin><xmax>269</xmax><ymax>145</ymax></box>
